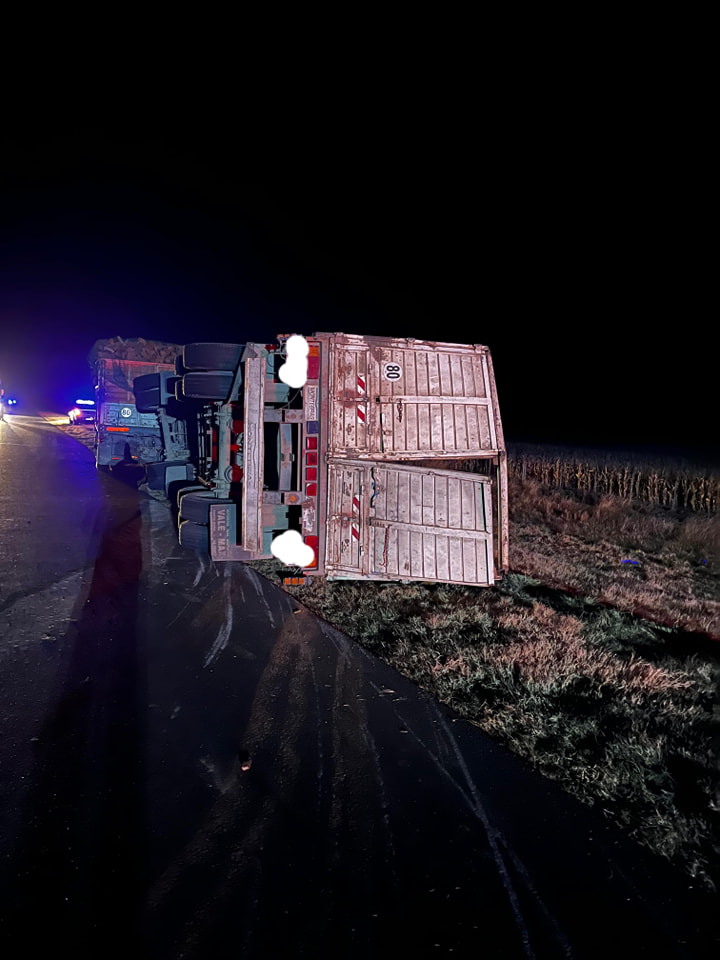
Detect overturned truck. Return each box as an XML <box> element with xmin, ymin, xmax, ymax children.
<box><xmin>89</xmin><ymin>337</ymin><xmax>193</xmax><ymax>484</ymax></box>
<box><xmin>134</xmin><ymin>333</ymin><xmax>509</xmax><ymax>587</ymax></box>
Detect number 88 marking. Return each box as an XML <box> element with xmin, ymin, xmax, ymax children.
<box><xmin>383</xmin><ymin>362</ymin><xmax>402</xmax><ymax>381</ymax></box>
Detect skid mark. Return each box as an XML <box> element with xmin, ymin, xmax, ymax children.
<box><xmin>242</xmin><ymin>566</ymin><xmax>277</xmax><ymax>626</ymax></box>
<box><xmin>203</xmin><ymin>567</ymin><xmax>234</xmax><ymax>667</ymax></box>
<box><xmin>318</xmin><ymin>622</ymin><xmax>353</xmax><ymax>665</ymax></box>
<box><xmin>308</xmin><ymin>656</ymin><xmax>325</xmax><ymax>815</ymax></box>
<box><xmin>432</xmin><ymin>707</ymin><xmax>541</xmax><ymax>959</ymax></box>
<box><xmin>192</xmin><ymin>555</ymin><xmax>208</xmax><ymax>588</ymax></box>
<box><xmin>358</xmin><ymin>717</ymin><xmax>400</xmax><ymax>887</ymax></box>
<box><xmin>366</xmin><ymin>685</ymin><xmax>552</xmax><ymax>959</ymax></box>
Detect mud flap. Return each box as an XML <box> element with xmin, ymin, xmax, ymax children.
<box><xmin>210</xmin><ymin>502</ymin><xmax>271</xmax><ymax>561</ymax></box>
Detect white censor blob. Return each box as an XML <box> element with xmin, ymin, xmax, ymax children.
<box><xmin>278</xmin><ymin>335</ymin><xmax>309</xmax><ymax>388</ymax></box>
<box><xmin>270</xmin><ymin>529</ymin><xmax>315</xmax><ymax>567</ymax></box>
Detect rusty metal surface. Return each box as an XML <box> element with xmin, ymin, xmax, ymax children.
<box><xmin>241</xmin><ymin>357</ymin><xmax>266</xmax><ymax>553</ymax></box>
<box><xmin>326</xmin><ymin>461</ymin><xmax>494</xmax><ymax>585</ymax></box>
<box><xmin>485</xmin><ymin>350</ymin><xmax>509</xmax><ymax>572</ymax></box>
<box><xmin>320</xmin><ymin>334</ymin><xmax>502</xmax><ymax>461</ymax></box>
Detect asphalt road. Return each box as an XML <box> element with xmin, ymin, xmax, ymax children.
<box><xmin>0</xmin><ymin>413</ymin><xmax>716</xmax><ymax>959</ymax></box>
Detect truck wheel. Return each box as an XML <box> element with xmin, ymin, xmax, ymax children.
<box><xmin>180</xmin><ymin>491</ymin><xmax>231</xmax><ymax>524</ymax></box>
<box><xmin>177</xmin><ymin>484</ymin><xmax>207</xmax><ymax>507</ymax></box>
<box><xmin>183</xmin><ymin>343</ymin><xmax>244</xmax><ymax>372</ymax></box>
<box><xmin>182</xmin><ymin>371</ymin><xmax>234</xmax><ymax>400</ymax></box>
<box><xmin>178</xmin><ymin>520</ymin><xmax>210</xmax><ymax>554</ymax></box>
<box><xmin>175</xmin><ymin>354</ymin><xmax>187</xmax><ymax>376</ymax></box>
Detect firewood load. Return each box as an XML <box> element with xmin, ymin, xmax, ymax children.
<box><xmin>87</xmin><ymin>337</ymin><xmax>183</xmax><ymax>366</ymax></box>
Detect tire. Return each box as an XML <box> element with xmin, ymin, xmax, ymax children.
<box><xmin>135</xmin><ymin>387</ymin><xmax>161</xmax><ymax>412</ymax></box>
<box><xmin>179</xmin><ymin>491</ymin><xmax>231</xmax><ymax>525</ymax></box>
<box><xmin>178</xmin><ymin>520</ymin><xmax>210</xmax><ymax>554</ymax></box>
<box><xmin>177</xmin><ymin>484</ymin><xmax>207</xmax><ymax>507</ymax></box>
<box><xmin>175</xmin><ymin>355</ymin><xmax>187</xmax><ymax>376</ymax></box>
<box><xmin>174</xmin><ymin>378</ymin><xmax>185</xmax><ymax>401</ymax></box>
<box><xmin>182</xmin><ymin>371</ymin><xmax>234</xmax><ymax>400</ymax></box>
<box><xmin>183</xmin><ymin>343</ymin><xmax>244</xmax><ymax>372</ymax></box>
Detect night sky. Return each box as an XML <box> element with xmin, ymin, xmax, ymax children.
<box><xmin>0</xmin><ymin>128</ymin><xmax>714</xmax><ymax>463</ymax></box>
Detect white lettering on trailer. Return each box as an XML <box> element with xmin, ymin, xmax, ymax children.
<box><xmin>305</xmin><ymin>385</ymin><xmax>318</xmax><ymax>421</ymax></box>
<box><xmin>302</xmin><ymin>502</ymin><xmax>316</xmax><ymax>534</ymax></box>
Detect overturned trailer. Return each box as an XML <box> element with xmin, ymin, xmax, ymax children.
<box><xmin>89</xmin><ymin>337</ymin><xmax>192</xmax><ymax>478</ymax></box>
<box><xmin>135</xmin><ymin>333</ymin><xmax>508</xmax><ymax>587</ymax></box>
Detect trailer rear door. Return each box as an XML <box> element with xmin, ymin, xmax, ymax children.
<box><xmin>325</xmin><ymin>461</ymin><xmax>494</xmax><ymax>585</ymax></box>
<box><xmin>325</xmin><ymin>334</ymin><xmax>500</xmax><ymax>460</ymax></box>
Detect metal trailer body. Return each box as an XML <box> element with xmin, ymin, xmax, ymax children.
<box><xmin>318</xmin><ymin>333</ymin><xmax>508</xmax><ymax>576</ymax></box>
<box><xmin>323</xmin><ymin>333</ymin><xmax>500</xmax><ymax>460</ymax></box>
<box><xmin>324</xmin><ymin>461</ymin><xmax>495</xmax><ymax>585</ymax></box>
<box><xmin>94</xmin><ymin>358</ymin><xmax>177</xmax><ymax>468</ymax></box>
<box><xmin>175</xmin><ymin>333</ymin><xmax>508</xmax><ymax>586</ymax></box>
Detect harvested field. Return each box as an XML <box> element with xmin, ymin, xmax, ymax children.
<box><xmin>506</xmin><ymin>442</ymin><xmax>720</xmax><ymax>513</ymax></box>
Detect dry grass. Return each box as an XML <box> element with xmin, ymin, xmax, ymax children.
<box><xmin>455</xmin><ymin>605</ymin><xmax>693</xmax><ymax>695</ymax></box>
<box><xmin>507</xmin><ymin>477</ymin><xmax>720</xmax><ymax>640</ymax></box>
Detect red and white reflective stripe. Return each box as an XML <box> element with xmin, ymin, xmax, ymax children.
<box><xmin>357</xmin><ymin>373</ymin><xmax>366</xmax><ymax>427</ymax></box>
<box><xmin>351</xmin><ymin>494</ymin><xmax>360</xmax><ymax>541</ymax></box>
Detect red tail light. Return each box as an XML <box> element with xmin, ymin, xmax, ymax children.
<box><xmin>304</xmin><ymin>535</ymin><xmax>318</xmax><ymax>568</ymax></box>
